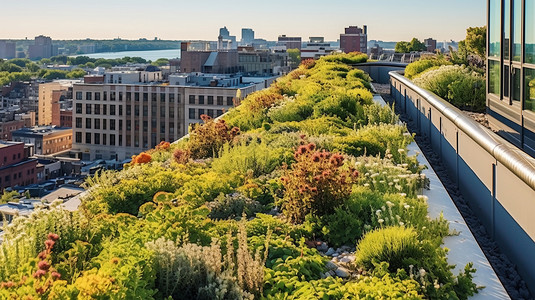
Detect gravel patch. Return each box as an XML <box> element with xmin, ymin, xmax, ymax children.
<box><xmin>376</xmin><ymin>86</ymin><xmax>533</xmax><ymax>300</ymax></box>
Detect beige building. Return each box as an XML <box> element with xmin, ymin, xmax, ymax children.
<box><xmin>71</xmin><ymin>74</ymin><xmax>276</xmax><ymax>161</ymax></box>
<box><xmin>38</xmin><ymin>81</ymin><xmax>78</xmax><ymax>126</ymax></box>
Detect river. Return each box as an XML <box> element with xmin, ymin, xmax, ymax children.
<box><xmin>77</xmin><ymin>49</ymin><xmax>181</xmax><ymax>61</ymax></box>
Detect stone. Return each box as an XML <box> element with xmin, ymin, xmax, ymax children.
<box><xmin>339</xmin><ymin>256</ymin><xmax>355</xmax><ymax>264</ymax></box>
<box><xmin>329</xmin><ymin>270</ymin><xmax>336</xmax><ymax>276</ymax></box>
<box><xmin>317</xmin><ymin>242</ymin><xmax>328</xmax><ymax>252</ymax></box>
<box><xmin>325</xmin><ymin>247</ymin><xmax>335</xmax><ymax>256</ymax></box>
<box><xmin>332</xmin><ymin>253</ymin><xmax>339</xmax><ymax>257</ymax></box>
<box><xmin>325</xmin><ymin>261</ymin><xmax>337</xmax><ymax>270</ymax></box>
<box><xmin>324</xmin><ymin>272</ymin><xmax>332</xmax><ymax>278</ymax></box>
<box><xmin>335</xmin><ymin>267</ymin><xmax>350</xmax><ymax>278</ymax></box>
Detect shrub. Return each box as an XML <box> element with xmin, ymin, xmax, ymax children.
<box><xmin>405</xmin><ymin>58</ymin><xmax>452</xmax><ymax>79</ymax></box>
<box><xmin>413</xmin><ymin>65</ymin><xmax>486</xmax><ymax>112</ymax></box>
<box><xmin>188</xmin><ymin>115</ymin><xmax>240</xmax><ymax>159</ymax></box>
<box><xmin>355</xmin><ymin>226</ymin><xmax>424</xmax><ymax>273</ymax></box>
<box><xmin>207</xmin><ymin>193</ymin><xmax>262</xmax><ymax>220</ymax></box>
<box><xmin>131</xmin><ymin>152</ymin><xmax>152</xmax><ymax>164</ymax></box>
<box><xmin>280</xmin><ymin>143</ymin><xmax>358</xmax><ymax>223</ymax></box>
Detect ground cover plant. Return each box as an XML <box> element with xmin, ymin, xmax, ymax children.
<box><xmin>0</xmin><ymin>52</ymin><xmax>479</xmax><ymax>299</ymax></box>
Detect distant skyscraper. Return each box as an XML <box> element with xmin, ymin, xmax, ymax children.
<box><xmin>340</xmin><ymin>26</ymin><xmax>368</xmax><ymax>53</ymax></box>
<box><xmin>241</xmin><ymin>28</ymin><xmax>255</xmax><ymax>45</ymax></box>
<box><xmin>28</xmin><ymin>35</ymin><xmax>55</xmax><ymax>60</ymax></box>
<box><xmin>0</xmin><ymin>40</ymin><xmax>16</xmax><ymax>59</ymax></box>
<box><xmin>218</xmin><ymin>26</ymin><xmax>237</xmax><ymax>49</ymax></box>
<box><xmin>219</xmin><ymin>26</ymin><xmax>230</xmax><ymax>39</ymax></box>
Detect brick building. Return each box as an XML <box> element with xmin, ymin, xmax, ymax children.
<box><xmin>340</xmin><ymin>26</ymin><xmax>368</xmax><ymax>53</ymax></box>
<box><xmin>0</xmin><ymin>141</ymin><xmax>37</xmax><ymax>190</ymax></box>
<box><xmin>11</xmin><ymin>126</ymin><xmax>72</xmax><ymax>155</ymax></box>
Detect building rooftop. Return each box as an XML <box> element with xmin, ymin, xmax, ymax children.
<box><xmin>11</xmin><ymin>126</ymin><xmax>72</xmax><ymax>137</ymax></box>
<box><xmin>0</xmin><ymin>140</ymin><xmax>23</xmax><ymax>149</ymax></box>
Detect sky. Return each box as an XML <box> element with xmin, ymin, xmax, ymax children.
<box><xmin>1</xmin><ymin>0</ymin><xmax>486</xmax><ymax>42</ymax></box>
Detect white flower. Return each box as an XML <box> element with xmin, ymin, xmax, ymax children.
<box><xmin>419</xmin><ymin>268</ymin><xmax>426</xmax><ymax>277</ymax></box>
<box><xmin>376</xmin><ymin>210</ymin><xmax>382</xmax><ymax>216</ymax></box>
<box><xmin>399</xmin><ymin>193</ymin><xmax>407</xmax><ymax>197</ymax></box>
<box><xmin>398</xmin><ymin>148</ymin><xmax>405</xmax><ymax>153</ymax></box>
<box><xmin>378</xmin><ymin>219</ymin><xmax>384</xmax><ymax>224</ymax></box>
<box><xmin>364</xmin><ymin>183</ymin><xmax>370</xmax><ymax>187</ymax></box>
<box><xmin>404</xmin><ymin>204</ymin><xmax>410</xmax><ymax>209</ymax></box>
<box><xmin>399</xmin><ymin>222</ymin><xmax>405</xmax><ymax>226</ymax></box>
<box><xmin>386</xmin><ymin>201</ymin><xmax>394</xmax><ymax>208</ymax></box>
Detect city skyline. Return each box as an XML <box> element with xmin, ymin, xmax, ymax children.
<box><xmin>2</xmin><ymin>0</ymin><xmax>485</xmax><ymax>42</ymax></box>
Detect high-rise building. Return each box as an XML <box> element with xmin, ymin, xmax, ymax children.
<box><xmin>241</xmin><ymin>28</ymin><xmax>255</xmax><ymax>45</ymax></box>
<box><xmin>38</xmin><ymin>81</ymin><xmax>78</xmax><ymax>126</ymax></box>
<box><xmin>487</xmin><ymin>0</ymin><xmax>535</xmax><ymax>157</ymax></box>
<box><xmin>0</xmin><ymin>40</ymin><xmax>16</xmax><ymax>59</ymax></box>
<box><xmin>277</xmin><ymin>35</ymin><xmax>302</xmax><ymax>50</ymax></box>
<box><xmin>218</xmin><ymin>26</ymin><xmax>237</xmax><ymax>49</ymax></box>
<box><xmin>28</xmin><ymin>35</ymin><xmax>55</xmax><ymax>60</ymax></box>
<box><xmin>340</xmin><ymin>26</ymin><xmax>368</xmax><ymax>53</ymax></box>
<box><xmin>424</xmin><ymin>38</ymin><xmax>437</xmax><ymax>53</ymax></box>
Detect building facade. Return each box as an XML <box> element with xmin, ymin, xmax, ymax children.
<box><xmin>0</xmin><ymin>40</ymin><xmax>16</xmax><ymax>59</ymax></box>
<box><xmin>241</xmin><ymin>28</ymin><xmax>255</xmax><ymax>45</ymax></box>
<box><xmin>0</xmin><ymin>119</ymin><xmax>26</xmax><ymax>141</ymax></box>
<box><xmin>0</xmin><ymin>141</ymin><xmax>37</xmax><ymax>190</ymax></box>
<box><xmin>11</xmin><ymin>126</ymin><xmax>72</xmax><ymax>155</ymax></box>
<box><xmin>28</xmin><ymin>35</ymin><xmax>55</xmax><ymax>60</ymax></box>
<box><xmin>424</xmin><ymin>38</ymin><xmax>437</xmax><ymax>53</ymax></box>
<box><xmin>277</xmin><ymin>35</ymin><xmax>302</xmax><ymax>50</ymax></box>
<box><xmin>38</xmin><ymin>81</ymin><xmax>75</xmax><ymax>126</ymax></box>
<box><xmin>71</xmin><ymin>73</ymin><xmax>276</xmax><ymax>161</ymax></box>
<box><xmin>487</xmin><ymin>0</ymin><xmax>535</xmax><ymax>156</ymax></box>
<box><xmin>340</xmin><ymin>26</ymin><xmax>368</xmax><ymax>53</ymax></box>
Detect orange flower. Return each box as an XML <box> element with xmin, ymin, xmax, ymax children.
<box><xmin>133</xmin><ymin>152</ymin><xmax>152</xmax><ymax>164</ymax></box>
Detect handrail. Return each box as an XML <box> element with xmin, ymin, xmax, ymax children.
<box><xmin>389</xmin><ymin>70</ymin><xmax>535</xmax><ymax>191</ymax></box>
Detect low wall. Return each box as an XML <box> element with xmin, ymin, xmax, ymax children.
<box><xmin>352</xmin><ymin>62</ymin><xmax>407</xmax><ymax>84</ymax></box>
<box><xmin>390</xmin><ymin>71</ymin><xmax>535</xmax><ymax>296</ymax></box>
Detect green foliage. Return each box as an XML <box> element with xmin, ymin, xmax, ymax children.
<box><xmin>413</xmin><ymin>65</ymin><xmax>486</xmax><ymax>112</ymax></box>
<box><xmin>0</xmin><ymin>190</ymin><xmax>19</xmax><ymax>204</ymax></box>
<box><xmin>207</xmin><ymin>193</ymin><xmax>262</xmax><ymax>220</ymax></box>
<box><xmin>151</xmin><ymin>58</ymin><xmax>169</xmax><ymax>67</ymax></box>
<box><xmin>405</xmin><ymin>58</ymin><xmax>452</xmax><ymax>79</ymax></box>
<box><xmin>465</xmin><ymin>26</ymin><xmax>486</xmax><ymax>59</ymax></box>
<box><xmin>287</xmin><ymin>49</ymin><xmax>301</xmax><ymax>68</ymax></box>
<box><xmin>66</xmin><ymin>68</ymin><xmax>86</xmax><ymax>78</ymax></box>
<box><xmin>356</xmin><ymin>226</ymin><xmax>424</xmax><ymax>272</ymax></box>
<box><xmin>187</xmin><ymin>116</ymin><xmax>240</xmax><ymax>159</ymax></box>
<box><xmin>395</xmin><ymin>38</ymin><xmax>427</xmax><ymax>53</ymax></box>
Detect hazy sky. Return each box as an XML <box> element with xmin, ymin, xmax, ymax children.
<box><xmin>2</xmin><ymin>0</ymin><xmax>485</xmax><ymax>42</ymax></box>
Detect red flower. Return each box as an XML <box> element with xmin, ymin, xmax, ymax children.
<box><xmin>47</xmin><ymin>233</ymin><xmax>59</xmax><ymax>241</ymax></box>
<box><xmin>352</xmin><ymin>170</ymin><xmax>359</xmax><ymax>177</ymax></box>
<box><xmin>51</xmin><ymin>272</ymin><xmax>61</xmax><ymax>280</ymax></box>
<box><xmin>44</xmin><ymin>239</ymin><xmax>55</xmax><ymax>250</ymax></box>
<box><xmin>38</xmin><ymin>260</ymin><xmax>50</xmax><ymax>271</ymax></box>
<box><xmin>38</xmin><ymin>251</ymin><xmax>47</xmax><ymax>260</ymax></box>
<box><xmin>306</xmin><ymin>143</ymin><xmax>316</xmax><ymax>151</ymax></box>
<box><xmin>33</xmin><ymin>269</ymin><xmax>46</xmax><ymax>279</ymax></box>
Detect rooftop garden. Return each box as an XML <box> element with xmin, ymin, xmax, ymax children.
<box><xmin>0</xmin><ymin>53</ymin><xmax>479</xmax><ymax>299</ymax></box>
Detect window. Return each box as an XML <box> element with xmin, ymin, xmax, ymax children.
<box><xmin>76</xmin><ymin>103</ymin><xmax>82</xmax><ymax>114</ymax></box>
<box><xmin>85</xmin><ymin>118</ymin><xmax>92</xmax><ymax>129</ymax></box>
<box><xmin>103</xmin><ymin>134</ymin><xmax>107</xmax><ymax>145</ymax></box>
<box><xmin>110</xmin><ymin>105</ymin><xmax>116</xmax><ymax>115</ymax></box>
<box><xmin>94</xmin><ymin>118</ymin><xmax>100</xmax><ymax>129</ymax></box>
<box><xmin>208</xmin><ymin>109</ymin><xmax>214</xmax><ymax>118</ymax></box>
<box><xmin>143</xmin><ymin>105</ymin><xmax>148</xmax><ymax>117</ymax></box>
<box><xmin>126</xmin><ymin>105</ymin><xmax>131</xmax><ymax>115</ymax></box>
<box><xmin>110</xmin><ymin>119</ymin><xmax>116</xmax><ymax>130</ymax></box>
<box><xmin>488</xmin><ymin>60</ymin><xmax>500</xmax><ymax>95</ymax></box>
<box><xmin>94</xmin><ymin>133</ymin><xmax>100</xmax><ymax>145</ymax></box>
<box><xmin>169</xmin><ymin>106</ymin><xmax>175</xmax><ymax>118</ymax></box>
<box><xmin>160</xmin><ymin>93</ymin><xmax>166</xmax><ymax>102</ymax></box>
<box><xmin>512</xmin><ymin>68</ymin><xmax>521</xmax><ymax>102</ymax></box>
<box><xmin>119</xmin><ymin>135</ymin><xmax>123</xmax><ymax>146</ymax></box>
<box><xmin>103</xmin><ymin>119</ymin><xmax>107</xmax><ymax>130</ymax></box>
<box><xmin>198</xmin><ymin>109</ymin><xmax>205</xmax><ymax>118</ymax></box>
<box><xmin>488</xmin><ymin>0</ymin><xmax>500</xmax><ymax>58</ymax></box>
<box><xmin>169</xmin><ymin>93</ymin><xmax>175</xmax><ymax>102</ymax></box>
<box><xmin>189</xmin><ymin>95</ymin><xmax>195</xmax><ymax>104</ymax></box>
<box><xmin>135</xmin><ymin>106</ymin><xmax>140</xmax><ymax>116</ymax></box>
<box><xmin>103</xmin><ymin>91</ymin><xmax>107</xmax><ymax>101</ymax></box>
<box><xmin>217</xmin><ymin>109</ymin><xmax>223</xmax><ymax>117</ymax></box>
<box><xmin>127</xmin><ymin>120</ymin><xmax>131</xmax><ymax>130</ymax></box>
<box><xmin>94</xmin><ymin>104</ymin><xmax>100</xmax><ymax>115</ymax></box>
<box><xmin>85</xmin><ymin>132</ymin><xmax>91</xmax><ymax>144</ymax></box>
<box><xmin>110</xmin><ymin>92</ymin><xmax>116</xmax><ymax>101</ymax></box>
<box><xmin>143</xmin><ymin>93</ymin><xmax>148</xmax><ymax>102</ymax></box>
<box><xmin>75</xmin><ymin>132</ymin><xmax>82</xmax><ymax>143</ymax></box>
<box><xmin>217</xmin><ymin>96</ymin><xmax>223</xmax><ymax>105</ymax></box>
<box><xmin>199</xmin><ymin>95</ymin><xmax>204</xmax><ymax>104</ymax></box>
<box><xmin>189</xmin><ymin>108</ymin><xmax>195</xmax><ymax>119</ymax></box>
<box><xmin>103</xmin><ymin>105</ymin><xmax>107</xmax><ymax>115</ymax></box>
<box><xmin>227</xmin><ymin>97</ymin><xmax>233</xmax><ymax>106</ymax></box>
<box><xmin>160</xmin><ymin>106</ymin><xmax>166</xmax><ymax>118</ymax></box>
<box><xmin>135</xmin><ymin>92</ymin><xmax>140</xmax><ymax>101</ymax></box>
<box><xmin>119</xmin><ymin>120</ymin><xmax>123</xmax><ymax>130</ymax></box>
<box><xmin>526</xmin><ymin>0</ymin><xmax>535</xmax><ymax>63</ymax></box>
<box><xmin>86</xmin><ymin>104</ymin><xmax>92</xmax><ymax>114</ymax></box>
<box><xmin>86</xmin><ymin>92</ymin><xmax>92</xmax><ymax>100</ymax></box>
<box><xmin>160</xmin><ymin>122</ymin><xmax>166</xmax><ymax>134</ymax></box>
<box><xmin>119</xmin><ymin>92</ymin><xmax>123</xmax><ymax>101</ymax></box>
<box><xmin>503</xmin><ymin>0</ymin><xmax>510</xmax><ymax>59</ymax></box>
<box><xmin>126</xmin><ymin>92</ymin><xmax>131</xmax><ymax>102</ymax></box>
<box><xmin>207</xmin><ymin>96</ymin><xmax>213</xmax><ymax>105</ymax></box>
<box><xmin>524</xmin><ymin>68</ymin><xmax>535</xmax><ymax>111</ymax></box>
<box><xmin>119</xmin><ymin>105</ymin><xmax>123</xmax><ymax>116</ymax></box>
<box><xmin>110</xmin><ymin>134</ymin><xmax>116</xmax><ymax>146</ymax></box>
<box><xmin>95</xmin><ymin>92</ymin><xmax>101</xmax><ymax>101</ymax></box>
<box><xmin>152</xmin><ymin>93</ymin><xmax>157</xmax><ymax>102</ymax></box>
<box><xmin>76</xmin><ymin>91</ymin><xmax>82</xmax><ymax>100</ymax></box>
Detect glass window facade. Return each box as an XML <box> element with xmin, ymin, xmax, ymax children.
<box><xmin>512</xmin><ymin>0</ymin><xmax>521</xmax><ymax>61</ymax></box>
<box><xmin>504</xmin><ymin>0</ymin><xmax>510</xmax><ymax>59</ymax></box>
<box><xmin>489</xmin><ymin>60</ymin><xmax>501</xmax><ymax>95</ymax></box>
<box><xmin>527</xmin><ymin>0</ymin><xmax>535</xmax><ymax>63</ymax></box>
<box><xmin>489</xmin><ymin>0</ymin><xmax>501</xmax><ymax>57</ymax></box>
<box><xmin>525</xmin><ymin>68</ymin><xmax>535</xmax><ymax>111</ymax></box>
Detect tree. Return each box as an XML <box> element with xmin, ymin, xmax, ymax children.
<box><xmin>0</xmin><ymin>190</ymin><xmax>19</xmax><ymax>204</ymax></box>
<box><xmin>395</xmin><ymin>41</ymin><xmax>409</xmax><ymax>53</ymax></box>
<box><xmin>152</xmin><ymin>58</ymin><xmax>169</xmax><ymax>67</ymax></box>
<box><xmin>67</xmin><ymin>68</ymin><xmax>87</xmax><ymax>79</ymax></box>
<box><xmin>287</xmin><ymin>49</ymin><xmax>301</xmax><ymax>68</ymax></box>
<box><xmin>408</xmin><ymin>38</ymin><xmax>426</xmax><ymax>52</ymax></box>
<box><xmin>465</xmin><ymin>26</ymin><xmax>486</xmax><ymax>59</ymax></box>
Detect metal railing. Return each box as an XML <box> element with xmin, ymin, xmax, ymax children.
<box><xmin>390</xmin><ymin>70</ymin><xmax>535</xmax><ymax>295</ymax></box>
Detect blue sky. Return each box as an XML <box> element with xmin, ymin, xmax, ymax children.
<box><xmin>2</xmin><ymin>0</ymin><xmax>485</xmax><ymax>42</ymax></box>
